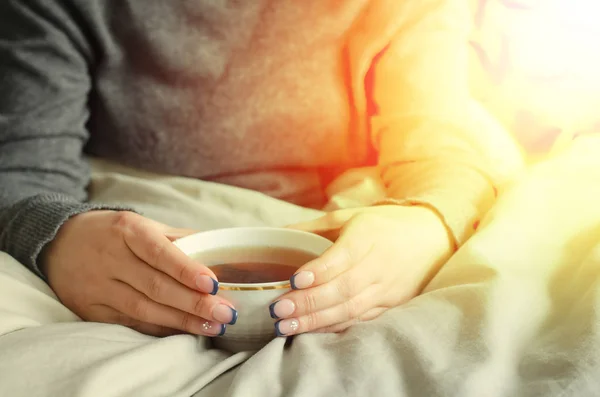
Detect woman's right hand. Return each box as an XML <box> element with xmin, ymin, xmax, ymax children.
<box><xmin>42</xmin><ymin>211</ymin><xmax>237</xmax><ymax>337</ymax></box>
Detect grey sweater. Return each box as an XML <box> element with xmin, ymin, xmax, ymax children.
<box><xmin>0</xmin><ymin>0</ymin><xmax>501</xmax><ymax>279</ymax></box>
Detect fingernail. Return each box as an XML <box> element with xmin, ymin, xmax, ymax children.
<box><xmin>213</xmin><ymin>304</ymin><xmax>238</xmax><ymax>325</ymax></box>
<box><xmin>196</xmin><ymin>275</ymin><xmax>219</xmax><ymax>295</ymax></box>
<box><xmin>274</xmin><ymin>318</ymin><xmax>300</xmax><ymax>336</ymax></box>
<box><xmin>200</xmin><ymin>321</ymin><xmax>226</xmax><ymax>336</ymax></box>
<box><xmin>269</xmin><ymin>299</ymin><xmax>295</xmax><ymax>319</ymax></box>
<box><xmin>228</xmin><ymin>307</ymin><xmax>238</xmax><ymax>325</ymax></box>
<box><xmin>290</xmin><ymin>271</ymin><xmax>314</xmax><ymax>290</ymax></box>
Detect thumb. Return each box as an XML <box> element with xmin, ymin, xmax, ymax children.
<box><xmin>287</xmin><ymin>209</ymin><xmax>360</xmax><ymax>236</ymax></box>
<box><xmin>163</xmin><ymin>227</ymin><xmax>200</xmax><ymax>242</ymax></box>
<box><xmin>290</xmin><ymin>239</ymin><xmax>352</xmax><ymax>290</ymax></box>
<box><xmin>138</xmin><ymin>217</ymin><xmax>200</xmax><ymax>242</ymax></box>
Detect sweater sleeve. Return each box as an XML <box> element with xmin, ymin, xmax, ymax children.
<box><xmin>370</xmin><ymin>0</ymin><xmax>523</xmax><ymax>248</ymax></box>
<box><xmin>0</xmin><ymin>1</ymin><xmax>119</xmax><ymax>279</ymax></box>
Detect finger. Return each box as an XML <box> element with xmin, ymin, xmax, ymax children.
<box><xmin>131</xmin><ymin>323</ymin><xmax>183</xmax><ymax>337</ymax></box>
<box><xmin>118</xmin><ymin>255</ymin><xmax>238</xmax><ymax>325</ymax></box>
<box><xmin>163</xmin><ymin>227</ymin><xmax>199</xmax><ymax>242</ymax></box>
<box><xmin>88</xmin><ymin>304</ymin><xmax>182</xmax><ymax>337</ymax></box>
<box><xmin>270</xmin><ymin>272</ymin><xmax>379</xmax><ymax>319</ymax></box>
<box><xmin>116</xmin><ymin>213</ymin><xmax>219</xmax><ymax>294</ymax></box>
<box><xmin>307</xmin><ymin>229</ymin><xmax>341</xmax><ymax>242</ymax></box>
<box><xmin>311</xmin><ymin>307</ymin><xmax>388</xmax><ymax>334</ymax></box>
<box><xmin>287</xmin><ymin>209</ymin><xmax>359</xmax><ymax>233</ymax></box>
<box><xmin>289</xmin><ymin>216</ymin><xmax>378</xmax><ymax>290</ymax></box>
<box><xmin>105</xmin><ymin>280</ymin><xmax>227</xmax><ymax>337</ymax></box>
<box><xmin>287</xmin><ymin>245</ymin><xmax>350</xmax><ymax>290</ymax></box>
<box><xmin>273</xmin><ymin>287</ymin><xmax>380</xmax><ymax>336</ymax></box>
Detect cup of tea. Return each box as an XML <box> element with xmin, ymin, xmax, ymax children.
<box><xmin>173</xmin><ymin>227</ymin><xmax>333</xmax><ymax>352</ymax></box>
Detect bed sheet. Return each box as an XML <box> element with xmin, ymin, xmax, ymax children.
<box><xmin>2</xmin><ymin>137</ymin><xmax>600</xmax><ymax>396</ymax></box>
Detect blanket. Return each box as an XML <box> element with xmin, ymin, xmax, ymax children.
<box><xmin>2</xmin><ymin>136</ymin><xmax>600</xmax><ymax>397</ymax></box>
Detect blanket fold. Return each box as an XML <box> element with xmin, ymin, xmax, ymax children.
<box><xmin>1</xmin><ymin>138</ymin><xmax>600</xmax><ymax>396</ymax></box>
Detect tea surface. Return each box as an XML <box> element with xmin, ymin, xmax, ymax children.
<box><xmin>193</xmin><ymin>246</ymin><xmax>317</xmax><ymax>284</ymax></box>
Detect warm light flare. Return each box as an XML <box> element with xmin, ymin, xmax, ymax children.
<box><xmin>469</xmin><ymin>0</ymin><xmax>600</xmax><ymax>154</ymax></box>
<box><xmin>508</xmin><ymin>0</ymin><xmax>600</xmax><ymax>80</ymax></box>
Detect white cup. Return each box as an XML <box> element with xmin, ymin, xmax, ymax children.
<box><xmin>173</xmin><ymin>227</ymin><xmax>333</xmax><ymax>352</ymax></box>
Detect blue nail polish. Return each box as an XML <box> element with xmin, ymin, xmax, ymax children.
<box><xmin>229</xmin><ymin>307</ymin><xmax>238</xmax><ymax>325</ymax></box>
<box><xmin>209</xmin><ymin>278</ymin><xmax>219</xmax><ymax>295</ymax></box>
<box><xmin>274</xmin><ymin>320</ymin><xmax>286</xmax><ymax>337</ymax></box>
<box><xmin>218</xmin><ymin>324</ymin><xmax>226</xmax><ymax>336</ymax></box>
<box><xmin>269</xmin><ymin>301</ymin><xmax>279</xmax><ymax>319</ymax></box>
<box><xmin>290</xmin><ymin>274</ymin><xmax>300</xmax><ymax>290</ymax></box>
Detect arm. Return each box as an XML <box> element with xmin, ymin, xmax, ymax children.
<box><xmin>371</xmin><ymin>0</ymin><xmax>523</xmax><ymax>248</ymax></box>
<box><xmin>0</xmin><ymin>1</ymin><xmax>112</xmax><ymax>278</ymax></box>
<box><xmin>0</xmin><ymin>1</ymin><xmax>240</xmax><ymax>336</ymax></box>
<box><xmin>261</xmin><ymin>0</ymin><xmax>525</xmax><ymax>336</ymax></box>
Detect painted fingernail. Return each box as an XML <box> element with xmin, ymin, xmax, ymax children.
<box><xmin>290</xmin><ymin>271</ymin><xmax>314</xmax><ymax>290</ymax></box>
<box><xmin>200</xmin><ymin>321</ymin><xmax>226</xmax><ymax>336</ymax></box>
<box><xmin>196</xmin><ymin>275</ymin><xmax>219</xmax><ymax>295</ymax></box>
<box><xmin>228</xmin><ymin>307</ymin><xmax>238</xmax><ymax>325</ymax></box>
<box><xmin>213</xmin><ymin>304</ymin><xmax>238</xmax><ymax>325</ymax></box>
<box><xmin>269</xmin><ymin>299</ymin><xmax>295</xmax><ymax>319</ymax></box>
<box><xmin>274</xmin><ymin>318</ymin><xmax>300</xmax><ymax>336</ymax></box>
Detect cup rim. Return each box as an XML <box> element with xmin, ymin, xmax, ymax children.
<box><xmin>173</xmin><ymin>226</ymin><xmax>331</xmax><ymax>290</ymax></box>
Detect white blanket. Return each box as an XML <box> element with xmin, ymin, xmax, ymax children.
<box><xmin>2</xmin><ymin>137</ymin><xmax>600</xmax><ymax>397</ymax></box>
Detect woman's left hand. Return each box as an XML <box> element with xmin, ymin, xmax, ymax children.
<box><xmin>269</xmin><ymin>205</ymin><xmax>454</xmax><ymax>336</ymax></box>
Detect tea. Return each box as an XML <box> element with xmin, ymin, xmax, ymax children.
<box><xmin>208</xmin><ymin>262</ymin><xmax>295</xmax><ymax>284</ymax></box>
<box><xmin>193</xmin><ymin>246</ymin><xmax>318</xmax><ymax>284</ymax></box>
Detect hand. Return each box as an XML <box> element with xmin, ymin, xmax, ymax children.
<box><xmin>43</xmin><ymin>211</ymin><xmax>238</xmax><ymax>337</ymax></box>
<box><xmin>269</xmin><ymin>205</ymin><xmax>453</xmax><ymax>335</ymax></box>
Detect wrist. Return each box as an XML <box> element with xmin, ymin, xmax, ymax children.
<box><xmin>377</xmin><ymin>203</ymin><xmax>456</xmax><ymax>255</ymax></box>
<box><xmin>40</xmin><ymin>210</ymin><xmax>116</xmax><ymax>277</ymax></box>
<box><xmin>411</xmin><ymin>205</ymin><xmax>455</xmax><ymax>254</ymax></box>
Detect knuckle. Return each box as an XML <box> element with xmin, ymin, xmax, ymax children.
<box><xmin>115</xmin><ymin>312</ymin><xmax>136</xmax><ymax>327</ymax></box>
<box><xmin>192</xmin><ymin>294</ymin><xmax>207</xmax><ymax>315</ymax></box>
<box><xmin>314</xmin><ymin>258</ymin><xmax>332</xmax><ymax>276</ymax></box>
<box><xmin>147</xmin><ymin>239</ymin><xmax>167</xmax><ymax>266</ymax></box>
<box><xmin>335</xmin><ymin>276</ymin><xmax>356</xmax><ymax>300</ymax></box>
<box><xmin>129</xmin><ymin>297</ymin><xmax>150</xmax><ymax>321</ymax></box>
<box><xmin>358</xmin><ymin>308</ymin><xmax>380</xmax><ymax>323</ymax></box>
<box><xmin>180</xmin><ymin>313</ymin><xmax>194</xmax><ymax>333</ymax></box>
<box><xmin>339</xmin><ymin>246</ymin><xmax>354</xmax><ymax>267</ymax></box>
<box><xmin>146</xmin><ymin>274</ymin><xmax>163</xmax><ymax>300</ymax></box>
<box><xmin>322</xmin><ymin>247</ymin><xmax>353</xmax><ymax>277</ymax></box>
<box><xmin>113</xmin><ymin>211</ymin><xmax>138</xmax><ymax>231</ymax></box>
<box><xmin>344</xmin><ymin>297</ymin><xmax>360</xmax><ymax>319</ymax></box>
<box><xmin>178</xmin><ymin>263</ymin><xmax>193</xmax><ymax>286</ymax></box>
<box><xmin>302</xmin><ymin>292</ymin><xmax>319</xmax><ymax>314</ymax></box>
<box><xmin>305</xmin><ymin>311</ymin><xmax>320</xmax><ymax>331</ymax></box>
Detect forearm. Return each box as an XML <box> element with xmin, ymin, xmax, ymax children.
<box><xmin>369</xmin><ymin>0</ymin><xmax>522</xmax><ymax>247</ymax></box>
<box><xmin>0</xmin><ymin>142</ymin><xmax>125</xmax><ymax>279</ymax></box>
<box><xmin>377</xmin><ymin>114</ymin><xmax>521</xmax><ymax>248</ymax></box>
<box><xmin>377</xmin><ymin>156</ymin><xmax>496</xmax><ymax>249</ymax></box>
<box><xmin>0</xmin><ymin>193</ymin><xmax>116</xmax><ymax>279</ymax></box>
<box><xmin>0</xmin><ymin>0</ymin><xmax>124</xmax><ymax>279</ymax></box>
<box><xmin>376</xmin><ymin>115</ymin><xmax>506</xmax><ymax>248</ymax></box>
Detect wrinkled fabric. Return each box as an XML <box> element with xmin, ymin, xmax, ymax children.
<box><xmin>1</xmin><ymin>138</ymin><xmax>598</xmax><ymax>396</ymax></box>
